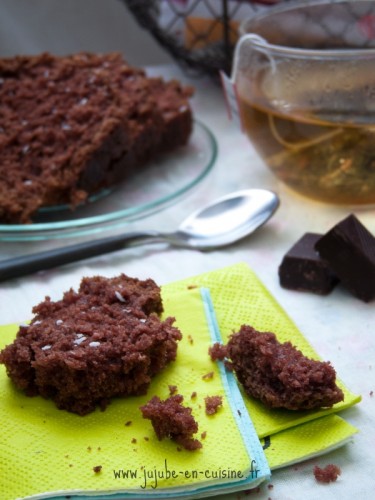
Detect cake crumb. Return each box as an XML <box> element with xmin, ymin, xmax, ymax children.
<box><xmin>187</xmin><ymin>335</ymin><xmax>194</xmax><ymax>345</ymax></box>
<box><xmin>208</xmin><ymin>343</ymin><xmax>227</xmax><ymax>361</ymax></box>
<box><xmin>201</xmin><ymin>431</ymin><xmax>207</xmax><ymax>439</ymax></box>
<box><xmin>191</xmin><ymin>391</ymin><xmax>197</xmax><ymax>399</ymax></box>
<box><xmin>93</xmin><ymin>465</ymin><xmax>102</xmax><ymax>474</ymax></box>
<box><xmin>187</xmin><ymin>284</ymin><xmax>198</xmax><ymax>290</ymax></box>
<box><xmin>168</xmin><ymin>385</ymin><xmax>178</xmax><ymax>396</ymax></box>
<box><xmin>204</xmin><ymin>395</ymin><xmax>223</xmax><ymax>415</ymax></box>
<box><xmin>202</xmin><ymin>371</ymin><xmax>214</xmax><ymax>381</ymax></box>
<box><xmin>314</xmin><ymin>464</ymin><xmax>341</xmax><ymax>483</ymax></box>
<box><xmin>131</xmin><ymin>438</ymin><xmax>137</xmax><ymax>444</ymax></box>
<box><xmin>125</xmin><ymin>421</ymin><xmax>132</xmax><ymax>427</ymax></box>
<box><xmin>140</xmin><ymin>394</ymin><xmax>202</xmax><ymax>451</ymax></box>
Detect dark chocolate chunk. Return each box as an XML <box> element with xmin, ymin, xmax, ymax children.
<box><xmin>315</xmin><ymin>214</ymin><xmax>375</xmax><ymax>302</ymax></box>
<box><xmin>279</xmin><ymin>233</ymin><xmax>339</xmax><ymax>295</ymax></box>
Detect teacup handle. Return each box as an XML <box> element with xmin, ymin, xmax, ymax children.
<box><xmin>231</xmin><ymin>33</ymin><xmax>277</xmax><ymax>82</ymax></box>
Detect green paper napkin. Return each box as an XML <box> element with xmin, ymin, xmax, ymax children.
<box><xmin>0</xmin><ymin>287</ymin><xmax>268</xmax><ymax>500</ymax></box>
<box><xmin>0</xmin><ymin>262</ymin><xmax>360</xmax><ymax>499</ymax></box>
<box><xmin>166</xmin><ymin>263</ymin><xmax>360</xmax><ymax>469</ymax></box>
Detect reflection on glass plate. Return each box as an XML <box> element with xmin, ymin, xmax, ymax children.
<box><xmin>0</xmin><ymin>120</ymin><xmax>217</xmax><ymax>242</ymax></box>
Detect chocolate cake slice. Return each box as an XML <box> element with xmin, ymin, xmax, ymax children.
<box><xmin>0</xmin><ymin>52</ymin><xmax>193</xmax><ymax>223</ymax></box>
<box><xmin>211</xmin><ymin>325</ymin><xmax>344</xmax><ymax>411</ymax></box>
<box><xmin>0</xmin><ymin>274</ymin><xmax>182</xmax><ymax>415</ymax></box>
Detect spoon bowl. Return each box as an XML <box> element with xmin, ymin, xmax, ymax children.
<box><xmin>0</xmin><ymin>189</ymin><xmax>279</xmax><ymax>281</ymax></box>
<box><xmin>166</xmin><ymin>189</ymin><xmax>279</xmax><ymax>248</ymax></box>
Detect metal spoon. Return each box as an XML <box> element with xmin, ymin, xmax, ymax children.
<box><xmin>0</xmin><ymin>189</ymin><xmax>279</xmax><ymax>282</ymax></box>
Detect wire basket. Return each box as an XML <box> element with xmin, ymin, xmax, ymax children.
<box><xmin>121</xmin><ymin>0</ymin><xmax>286</xmax><ymax>78</ymax></box>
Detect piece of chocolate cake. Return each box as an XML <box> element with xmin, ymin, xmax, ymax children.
<box><xmin>0</xmin><ymin>52</ymin><xmax>193</xmax><ymax>223</ymax></box>
<box><xmin>279</xmin><ymin>232</ymin><xmax>339</xmax><ymax>295</ymax></box>
<box><xmin>140</xmin><ymin>395</ymin><xmax>202</xmax><ymax>450</ymax></box>
<box><xmin>315</xmin><ymin>214</ymin><xmax>375</xmax><ymax>302</ymax></box>
<box><xmin>225</xmin><ymin>325</ymin><xmax>344</xmax><ymax>411</ymax></box>
<box><xmin>0</xmin><ymin>274</ymin><xmax>182</xmax><ymax>415</ymax></box>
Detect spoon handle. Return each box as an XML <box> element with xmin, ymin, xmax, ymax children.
<box><xmin>0</xmin><ymin>231</ymin><xmax>159</xmax><ymax>282</ymax></box>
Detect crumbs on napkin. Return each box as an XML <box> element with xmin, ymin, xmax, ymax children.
<box><xmin>204</xmin><ymin>395</ymin><xmax>223</xmax><ymax>415</ymax></box>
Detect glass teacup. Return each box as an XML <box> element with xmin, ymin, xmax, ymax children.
<box><xmin>233</xmin><ymin>0</ymin><xmax>375</xmax><ymax>205</ymax></box>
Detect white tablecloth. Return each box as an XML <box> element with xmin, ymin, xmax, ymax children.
<box><xmin>1</xmin><ymin>65</ymin><xmax>374</xmax><ymax>500</ymax></box>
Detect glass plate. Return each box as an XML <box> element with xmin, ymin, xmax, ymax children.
<box><xmin>0</xmin><ymin>120</ymin><xmax>217</xmax><ymax>242</ymax></box>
